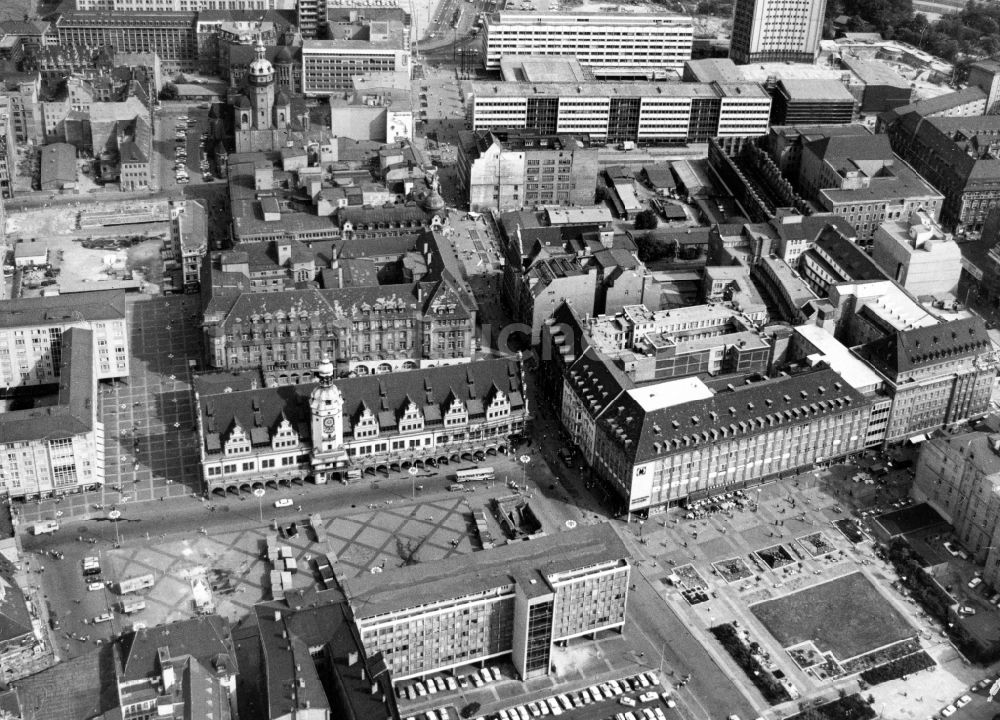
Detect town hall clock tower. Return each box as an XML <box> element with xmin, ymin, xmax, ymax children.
<box><xmin>309</xmin><ymin>356</ymin><xmax>348</xmax><ymax>483</ymax></box>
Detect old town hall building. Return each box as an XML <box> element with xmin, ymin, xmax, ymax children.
<box><xmin>193</xmin><ymin>356</ymin><xmax>529</xmax><ymax>491</ymax></box>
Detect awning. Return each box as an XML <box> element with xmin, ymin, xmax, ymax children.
<box><xmin>908</xmin><ymin>434</ymin><xmax>928</xmax><ymax>444</ymax></box>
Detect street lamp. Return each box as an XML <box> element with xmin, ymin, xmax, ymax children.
<box><xmin>108</xmin><ymin>508</ymin><xmax>121</xmax><ymax>547</ymax></box>
<box><xmin>408</xmin><ymin>466</ymin><xmax>419</xmax><ymax>499</ymax></box>
<box><xmin>253</xmin><ymin>487</ymin><xmax>265</xmax><ymax>522</ymax></box>
<box><xmin>519</xmin><ymin>454</ymin><xmax>531</xmax><ymax>492</ymax></box>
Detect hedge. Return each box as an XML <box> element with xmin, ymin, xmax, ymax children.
<box><xmin>859</xmin><ymin>651</ymin><xmax>935</xmax><ymax>686</ymax></box>
<box><xmin>710</xmin><ymin>623</ymin><xmax>791</xmax><ymax>704</ymax></box>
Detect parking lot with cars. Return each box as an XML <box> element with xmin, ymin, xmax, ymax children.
<box><xmin>401</xmin><ymin>671</ymin><xmax>682</xmax><ymax>720</ymax></box>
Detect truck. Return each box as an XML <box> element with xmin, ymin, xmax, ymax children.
<box><xmin>619</xmin><ymin>141</ymin><xmax>636</xmax><ymax>151</ymax></box>
<box><xmin>31</xmin><ymin>521</ymin><xmax>60</xmax><ymax>535</ymax></box>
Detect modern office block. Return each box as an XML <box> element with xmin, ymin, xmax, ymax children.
<box><xmin>483</xmin><ymin>12</ymin><xmax>693</xmax><ymax>72</ymax></box>
<box><xmin>465</xmin><ymin>81</ymin><xmax>771</xmax><ymax>145</ymax></box>
<box><xmin>342</xmin><ymin>523</ymin><xmax>629</xmax><ymax>681</ymax></box>
<box><xmin>0</xmin><ymin>290</ymin><xmax>129</xmax><ymax>388</ymax></box>
<box><xmin>730</xmin><ymin>0</ymin><xmax>826</xmax><ymax>65</ymax></box>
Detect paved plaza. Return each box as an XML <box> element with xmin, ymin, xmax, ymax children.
<box><xmin>18</xmin><ymin>295</ymin><xmax>203</xmax><ymax>527</ymax></box>
<box><xmin>96</xmin><ymin>495</ymin><xmax>485</xmax><ymax>628</ymax></box>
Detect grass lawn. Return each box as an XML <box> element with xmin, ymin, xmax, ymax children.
<box><xmin>750</xmin><ymin>572</ymin><xmax>915</xmax><ymax>661</ymax></box>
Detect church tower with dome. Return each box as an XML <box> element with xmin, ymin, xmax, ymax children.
<box><xmin>309</xmin><ymin>356</ymin><xmax>348</xmax><ymax>483</ymax></box>
<box><xmin>247</xmin><ymin>42</ymin><xmax>275</xmax><ymax>131</ymax></box>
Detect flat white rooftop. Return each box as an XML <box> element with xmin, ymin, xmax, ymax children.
<box><xmin>627</xmin><ymin>376</ymin><xmax>713</xmax><ymax>412</ymax></box>
<box><xmin>793</xmin><ymin>324</ymin><xmax>883</xmax><ymax>392</ymax></box>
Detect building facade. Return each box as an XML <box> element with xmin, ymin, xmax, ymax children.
<box><xmin>301</xmin><ymin>35</ymin><xmax>410</xmax><ymax>96</ymax></box>
<box><xmin>872</xmin><ymin>210</ymin><xmax>962</xmax><ymax>297</ymax></box>
<box><xmin>457</xmin><ymin>130</ymin><xmax>598</xmax><ymax>212</ymax></box>
<box><xmin>342</xmin><ymin>523</ymin><xmax>628</xmax><ymax>682</ymax></box>
<box><xmin>194</xmin><ymin>357</ymin><xmax>528</xmax><ymax>490</ymax></box>
<box><xmin>883</xmin><ymin>111</ymin><xmax>1000</xmax><ymax>232</ymax></box>
<box><xmin>465</xmin><ymin>81</ymin><xmax>771</xmax><ymax>145</ymax></box>
<box><xmin>0</xmin><ymin>328</ymin><xmax>105</xmax><ymax>499</ymax></box>
<box><xmin>770</xmin><ymin>80</ymin><xmax>856</xmax><ymax>126</ymax></box>
<box><xmin>541</xmin><ymin>304</ymin><xmax>885</xmax><ymax>511</ymax></box>
<box><xmin>854</xmin><ymin>318</ymin><xmax>995</xmax><ymax>444</ymax></box>
<box><xmin>164</xmin><ymin>199</ymin><xmax>208</xmax><ymax>293</ymax></box>
<box><xmin>912</xmin><ymin>429</ymin><xmax>1000</xmax><ymax>588</ymax></box>
<box><xmin>483</xmin><ymin>12</ymin><xmax>692</xmax><ymax>71</ymax></box>
<box><xmin>789</xmin><ymin>125</ymin><xmax>943</xmax><ymax>242</ymax></box>
<box><xmin>729</xmin><ymin>0</ymin><xmax>827</xmax><ymax>65</ymax></box>
<box><xmin>0</xmin><ymin>290</ymin><xmax>129</xmax><ymax>388</ymax></box>
<box><xmin>55</xmin><ymin>12</ymin><xmax>198</xmax><ymax>72</ymax></box>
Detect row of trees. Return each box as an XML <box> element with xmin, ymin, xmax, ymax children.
<box><xmin>826</xmin><ymin>0</ymin><xmax>1000</xmax><ymax>66</ymax></box>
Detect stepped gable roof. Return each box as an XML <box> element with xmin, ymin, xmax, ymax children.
<box><xmin>598</xmin><ymin>367</ymin><xmax>868</xmax><ymax>464</ymax></box>
<box><xmin>855</xmin><ymin>316</ymin><xmax>990</xmax><ymax>378</ymax></box>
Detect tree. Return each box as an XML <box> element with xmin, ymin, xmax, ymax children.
<box><xmin>634</xmin><ymin>209</ymin><xmax>659</xmax><ymax>230</ymax></box>
<box><xmin>158</xmin><ymin>82</ymin><xmax>178</xmax><ymax>101</ymax></box>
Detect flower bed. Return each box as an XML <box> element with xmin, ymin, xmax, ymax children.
<box><xmin>713</xmin><ymin>556</ymin><xmax>755</xmax><ymax>583</ymax></box>
<box><xmin>798</xmin><ymin>532</ymin><xmax>836</xmax><ymax>558</ymax></box>
<box><xmin>755</xmin><ymin>544</ymin><xmax>796</xmax><ymax>570</ymax></box>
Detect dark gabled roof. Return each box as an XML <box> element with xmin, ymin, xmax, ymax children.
<box><xmin>118</xmin><ymin>615</ymin><xmax>234</xmax><ymax>683</ymax></box>
<box><xmin>118</xmin><ymin>139</ymin><xmax>146</xmax><ymax>164</ymax></box>
<box><xmin>854</xmin><ymin>317</ymin><xmax>991</xmax><ymax>379</ymax></box>
<box><xmin>812</xmin><ymin>225</ymin><xmax>887</xmax><ymax>281</ymax></box>
<box><xmin>598</xmin><ymin>367</ymin><xmax>869</xmax><ymax>464</ymax></box>
<box><xmin>0</xmin><ymin>289</ymin><xmax>125</xmax><ymax>328</ymax></box>
<box><xmin>196</xmin><ymin>358</ymin><xmax>524</xmax><ymax>452</ymax></box>
<box><xmin>0</xmin><ymin>554</ymin><xmax>33</xmax><ymax>644</ymax></box>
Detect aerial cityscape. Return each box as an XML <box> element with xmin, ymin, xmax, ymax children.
<box><xmin>2</xmin><ymin>0</ymin><xmax>1000</xmax><ymax>719</ymax></box>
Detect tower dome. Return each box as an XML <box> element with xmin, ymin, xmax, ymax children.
<box><xmin>315</xmin><ymin>356</ymin><xmax>335</xmax><ymax>385</ymax></box>
<box><xmin>247</xmin><ymin>43</ymin><xmax>274</xmax><ymax>86</ymax></box>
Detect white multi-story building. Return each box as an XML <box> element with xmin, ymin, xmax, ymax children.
<box><xmin>76</xmin><ymin>0</ymin><xmax>294</xmax><ymax>10</ymax></box>
<box><xmin>465</xmin><ymin>81</ymin><xmax>770</xmax><ymax>144</ymax></box>
<box><xmin>0</xmin><ymin>290</ymin><xmax>129</xmax><ymax>388</ymax></box>
<box><xmin>0</xmin><ymin>328</ymin><xmax>104</xmax><ymax>499</ymax></box>
<box><xmin>483</xmin><ymin>12</ymin><xmax>693</xmax><ymax>71</ymax></box>
<box><xmin>729</xmin><ymin>0</ymin><xmax>827</xmax><ymax>65</ymax></box>
<box><xmin>301</xmin><ymin>33</ymin><xmax>410</xmax><ymax>95</ymax></box>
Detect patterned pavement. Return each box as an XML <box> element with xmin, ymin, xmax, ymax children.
<box><xmin>18</xmin><ymin>295</ymin><xmax>204</xmax><ymax>526</ymax></box>
<box><xmin>99</xmin><ymin>495</ymin><xmax>477</xmax><ymax>627</ymax></box>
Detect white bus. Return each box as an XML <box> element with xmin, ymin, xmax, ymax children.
<box><xmin>117</xmin><ymin>573</ymin><xmax>154</xmax><ymax>594</ymax></box>
<box><xmin>454</xmin><ymin>466</ymin><xmax>495</xmax><ymax>483</ymax></box>
<box><xmin>121</xmin><ymin>597</ymin><xmax>146</xmax><ymax>614</ymax></box>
